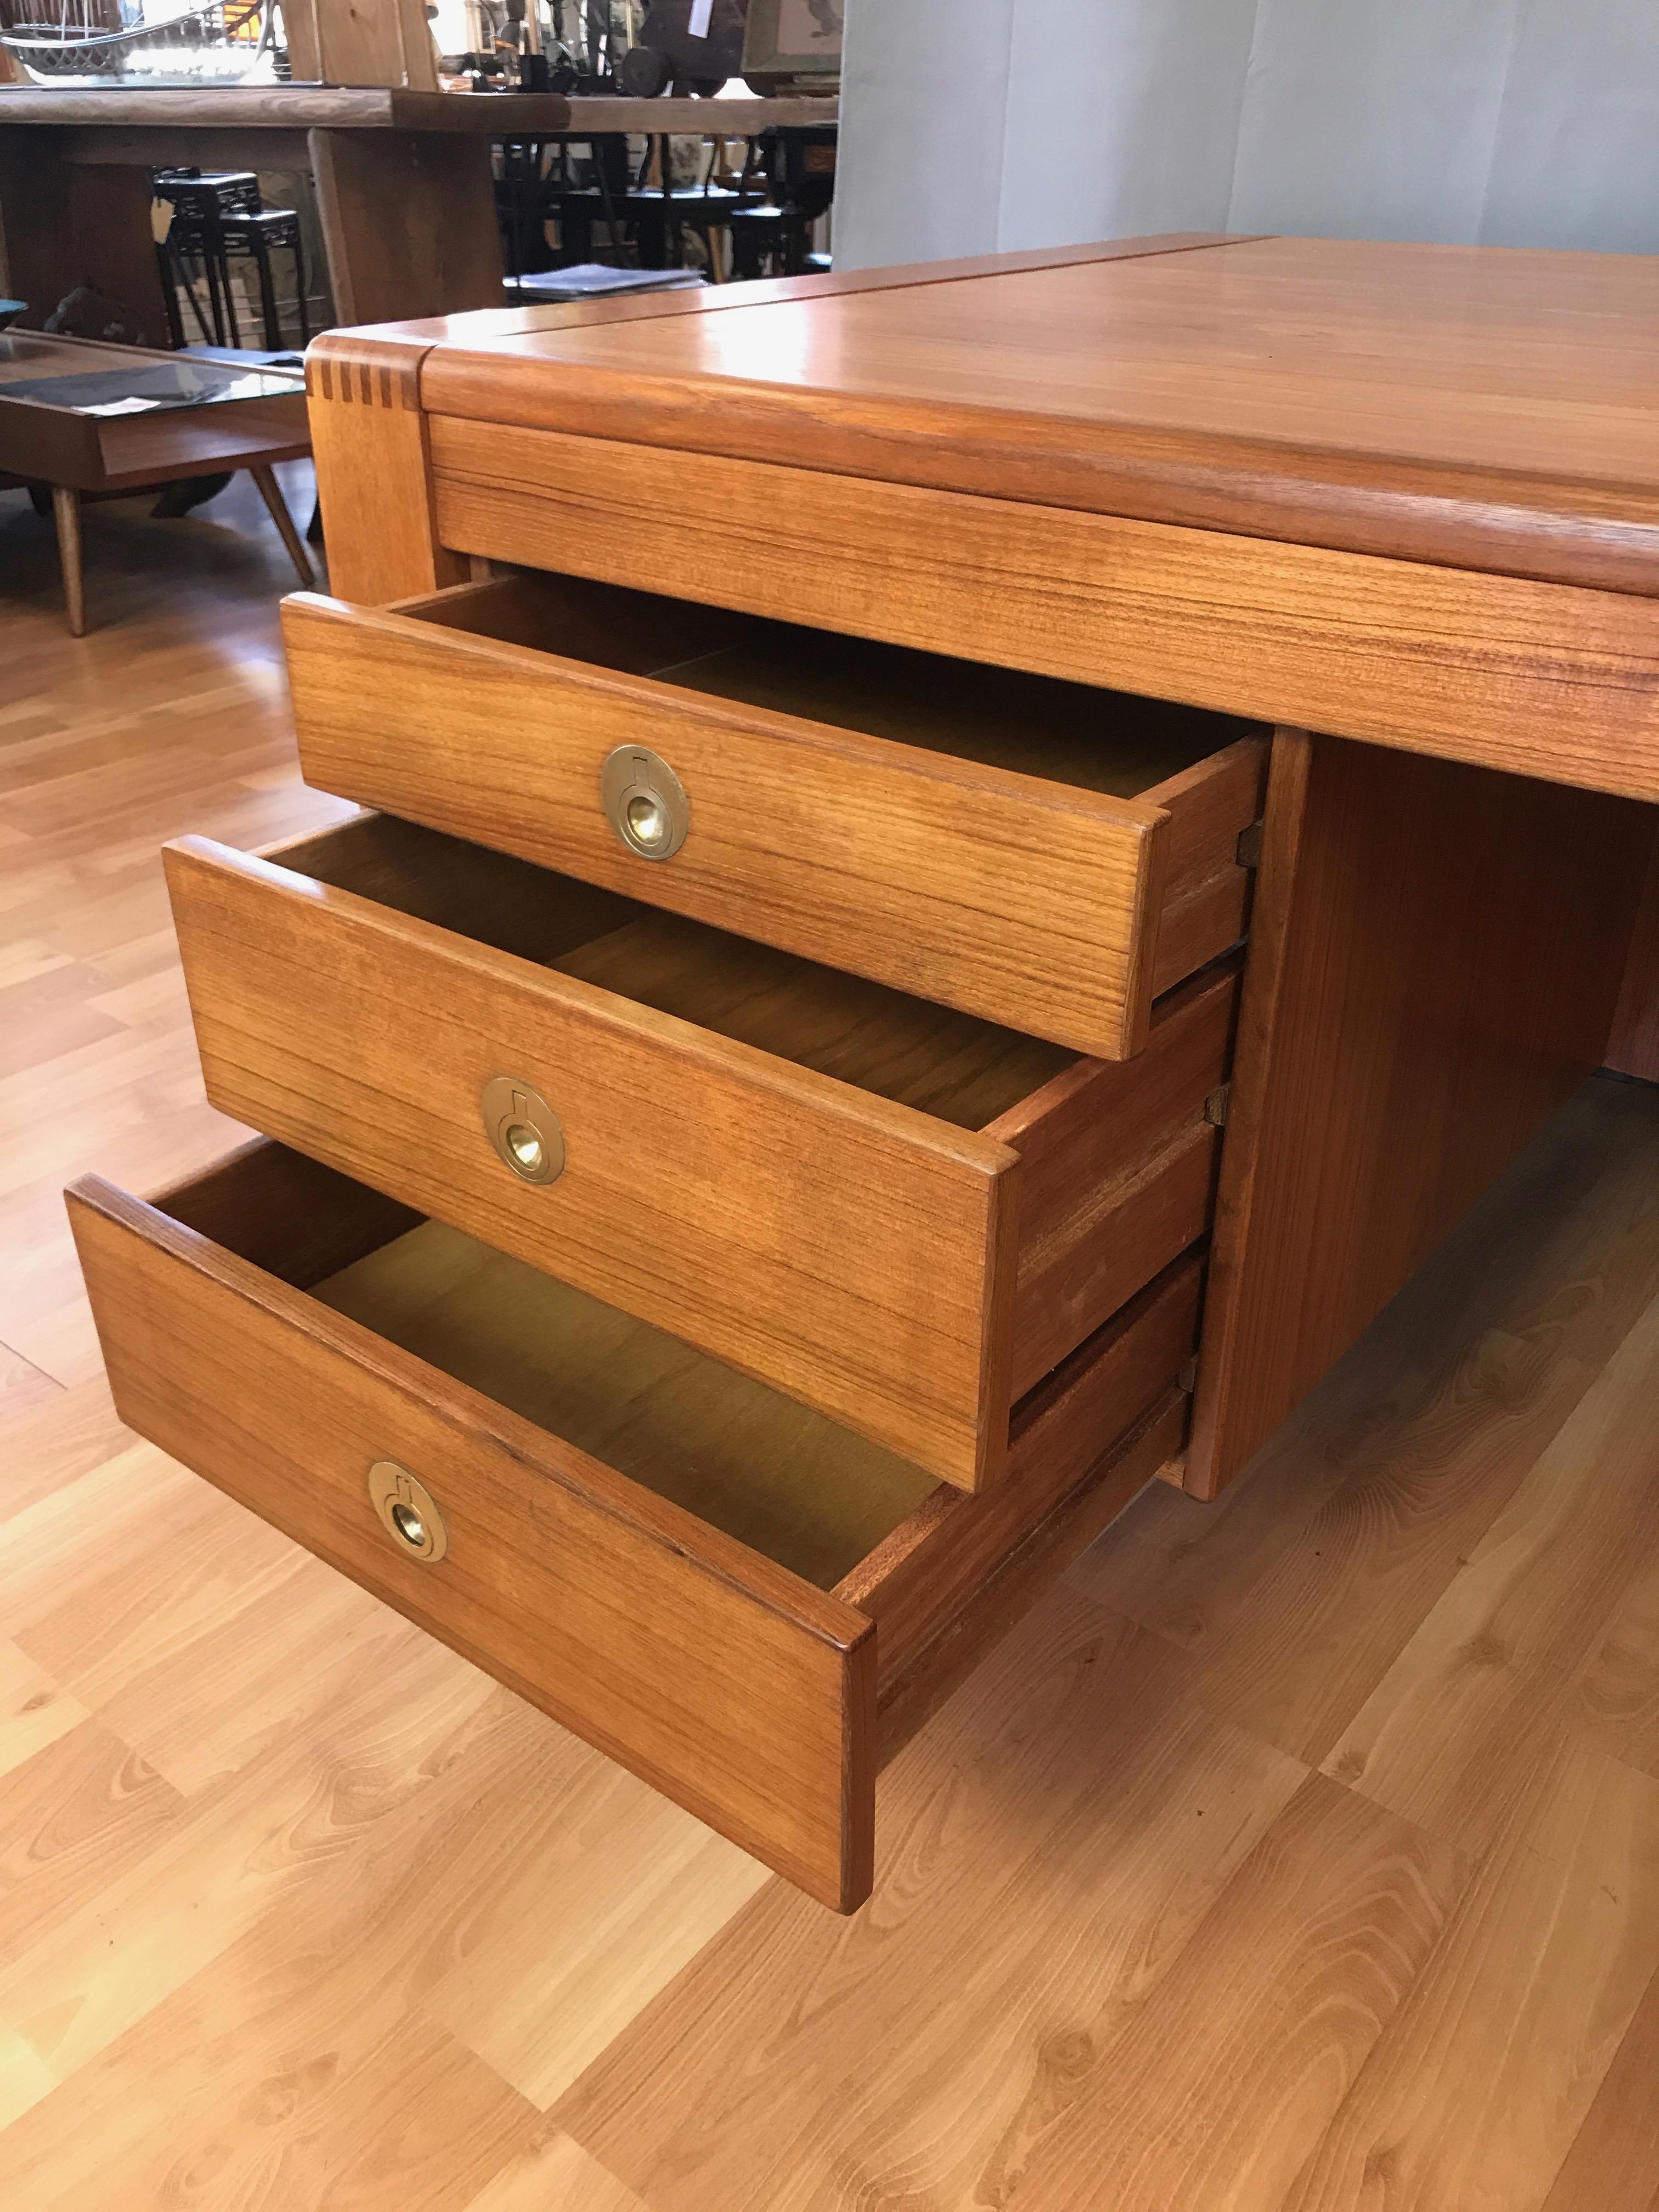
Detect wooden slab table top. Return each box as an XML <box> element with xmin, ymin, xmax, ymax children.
<box><xmin>306</xmin><ymin>230</ymin><xmax>1659</xmax><ymax>1498</ymax></box>
<box><xmin>0</xmin><ymin>84</ymin><xmax>838</xmax><ymax>336</ymax></box>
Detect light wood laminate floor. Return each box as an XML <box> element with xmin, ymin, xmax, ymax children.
<box><xmin>2</xmin><ymin>475</ymin><xmax>1658</xmax><ymax>2211</ymax></box>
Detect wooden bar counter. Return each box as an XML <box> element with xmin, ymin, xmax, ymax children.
<box><xmin>69</xmin><ymin>232</ymin><xmax>1659</xmax><ymax>1909</ymax></box>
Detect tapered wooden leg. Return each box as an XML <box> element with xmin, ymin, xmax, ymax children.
<box><xmin>250</xmin><ymin>464</ymin><xmax>315</xmax><ymax>588</ymax></box>
<box><xmin>52</xmin><ymin>484</ymin><xmax>86</xmax><ymax>636</ymax></box>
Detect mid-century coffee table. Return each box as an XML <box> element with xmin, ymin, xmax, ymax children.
<box><xmin>0</xmin><ymin>328</ymin><xmax>312</xmax><ymax>634</ymax></box>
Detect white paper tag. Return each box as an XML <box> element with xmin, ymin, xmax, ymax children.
<box><xmin>689</xmin><ymin>0</ymin><xmax>713</xmax><ymax>36</ymax></box>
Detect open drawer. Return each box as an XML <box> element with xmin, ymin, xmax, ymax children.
<box><xmin>165</xmin><ymin>812</ymin><xmax>1237</xmax><ymax>1491</ymax></box>
<box><xmin>281</xmin><ymin>570</ymin><xmax>1267</xmax><ymax>1060</ymax></box>
<box><xmin>69</xmin><ymin>1142</ymin><xmax>1194</xmax><ymax>1910</ymax></box>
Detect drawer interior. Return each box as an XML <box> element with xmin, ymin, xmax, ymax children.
<box><xmin>139</xmin><ymin>1139</ymin><xmax>1193</xmax><ymax>1609</ymax></box>
<box><xmin>282</xmin><ymin>811</ymin><xmax>1077</xmax><ymax>1130</ymax></box>
<box><xmin>401</xmin><ymin>570</ymin><xmax>1263</xmax><ymax>799</ymax></box>
<box><xmin>315</xmin><ymin>1215</ymin><xmax>938</xmax><ymax>1588</ymax></box>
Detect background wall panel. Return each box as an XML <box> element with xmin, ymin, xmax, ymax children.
<box><xmin>836</xmin><ymin>0</ymin><xmax>1659</xmax><ymax>267</ymax></box>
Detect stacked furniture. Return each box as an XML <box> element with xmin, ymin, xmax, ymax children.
<box><xmin>70</xmin><ymin>235</ymin><xmax>1659</xmax><ymax>1911</ymax></box>
<box><xmin>154</xmin><ymin>167</ymin><xmax>313</xmax><ymax>352</ymax></box>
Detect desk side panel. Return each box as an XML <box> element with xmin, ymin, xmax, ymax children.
<box><xmin>1187</xmin><ymin>730</ymin><xmax>1657</xmax><ymax>1499</ymax></box>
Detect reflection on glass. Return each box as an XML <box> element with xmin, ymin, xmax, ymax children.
<box><xmin>0</xmin><ymin>337</ymin><xmax>301</xmax><ymax>416</ymax></box>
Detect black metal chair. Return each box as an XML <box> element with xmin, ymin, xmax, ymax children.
<box><xmin>510</xmin><ymin>133</ymin><xmax>745</xmax><ymax>279</ymax></box>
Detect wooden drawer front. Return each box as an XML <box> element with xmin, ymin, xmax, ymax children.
<box><xmin>166</xmin><ymin>816</ymin><xmax>1237</xmax><ymax>1491</ymax></box>
<box><xmin>69</xmin><ymin>1143</ymin><xmax>1198</xmax><ymax>1910</ymax></box>
<box><xmin>282</xmin><ymin>573</ymin><xmax>1265</xmax><ymax>1060</ymax></box>
<box><xmin>426</xmin><ymin>415</ymin><xmax>1659</xmax><ymax>807</ymax></box>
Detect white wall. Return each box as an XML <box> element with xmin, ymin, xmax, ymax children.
<box><xmin>833</xmin><ymin>0</ymin><xmax>1659</xmax><ymax>268</ymax></box>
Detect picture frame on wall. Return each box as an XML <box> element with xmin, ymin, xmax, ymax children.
<box><xmin>742</xmin><ymin>0</ymin><xmax>842</xmax><ymax>91</ymax></box>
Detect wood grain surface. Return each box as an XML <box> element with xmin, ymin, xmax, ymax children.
<box><xmin>1325</xmin><ymin>1280</ymin><xmax>1659</xmax><ymax>1860</ymax></box>
<box><xmin>417</xmin><ymin>235</ymin><xmax>1659</xmax><ymax>598</ymax></box>
<box><xmin>303</xmin><ymin>230</ymin><xmax>1245</xmax><ymax>353</ymax></box>
<box><xmin>310</xmin><ymin>1217</ymin><xmax>938</xmax><ymax>1594</ymax></box>
<box><xmin>308</xmin><ymin>128</ymin><xmax>504</xmax><ymax>331</ymax></box>
<box><xmin>1077</xmin><ymin>1075</ymin><xmax>1659</xmax><ymax>1775</ymax></box>
<box><xmin>302</xmin><ymin>233</ymin><xmax>1246</xmax><ymax>601</ymax></box>
<box><xmin>427</xmin><ymin>420</ymin><xmax>1659</xmax><ymax>800</ymax></box>
<box><xmin>1286</xmin><ymin>1740</ymin><xmax>1659</xmax><ymax>2212</ymax></box>
<box><xmin>1005</xmin><ymin>1773</ymin><xmax>1466</xmax><ymax>2211</ymax></box>
<box><xmin>163</xmin><ymin>812</ymin><xmax>1229</xmax><ymax>1490</ymax></box>
<box><xmin>163</xmin><ymin>822</ymin><xmax>1025</xmax><ymax>1489</ymax></box>
<box><xmin>1539</xmin><ymin>1948</ymin><xmax>1659</xmax><ymax>2210</ymax></box>
<box><xmin>874</xmin><ymin>1392</ymin><xmax>1188</xmax><ymax>1766</ymax></box>
<box><xmin>306</xmin><ymin>334</ymin><xmax>469</xmax><ymax>605</ymax></box>
<box><xmin>1146</xmin><ymin>737</ymin><xmax>1266</xmax><ymax>995</ymax></box>
<box><xmin>0</xmin><ymin>149</ymin><xmax>172</xmax><ymax>347</ymax></box>
<box><xmin>1188</xmin><ymin>729</ymin><xmax>1656</xmax><ymax>1498</ymax></box>
<box><xmin>283</xmin><ymin>577</ymin><xmax>1262</xmax><ymax>1057</ymax></box>
<box><xmin>543</xmin><ymin>1082</ymin><xmax>1659</xmax><ymax>2212</ymax></box>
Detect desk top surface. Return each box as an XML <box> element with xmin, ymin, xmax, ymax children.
<box><xmin>404</xmin><ymin>232</ymin><xmax>1659</xmax><ymax>595</ymax></box>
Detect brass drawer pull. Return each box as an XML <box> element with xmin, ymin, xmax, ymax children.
<box><xmin>601</xmin><ymin>744</ymin><xmax>689</xmax><ymax>860</ymax></box>
<box><xmin>369</xmin><ymin>1461</ymin><xmax>448</xmax><ymax>1562</ymax></box>
<box><xmin>481</xmin><ymin>1075</ymin><xmax>565</xmax><ymax>1184</ymax></box>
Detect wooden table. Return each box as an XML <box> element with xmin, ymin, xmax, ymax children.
<box><xmin>0</xmin><ymin>86</ymin><xmax>838</xmax><ymax>336</ymax></box>
<box><xmin>0</xmin><ymin>328</ymin><xmax>312</xmax><ymax>631</ymax></box>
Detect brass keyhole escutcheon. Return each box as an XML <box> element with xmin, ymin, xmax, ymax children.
<box><xmin>601</xmin><ymin>744</ymin><xmax>689</xmax><ymax>861</ymax></box>
<box><xmin>481</xmin><ymin>1075</ymin><xmax>565</xmax><ymax>1185</ymax></box>
<box><xmin>368</xmin><ymin>1462</ymin><xmax>448</xmax><ymax>1564</ymax></box>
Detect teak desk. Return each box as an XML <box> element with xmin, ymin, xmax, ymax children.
<box><xmin>70</xmin><ymin>234</ymin><xmax>1659</xmax><ymax>1910</ymax></box>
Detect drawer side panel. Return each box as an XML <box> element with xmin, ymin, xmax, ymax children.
<box><xmin>840</xmin><ymin>1254</ymin><xmax>1202</xmax><ymax>1683</ymax></box>
<box><xmin>1148</xmin><ymin>738</ymin><xmax>1267</xmax><ymax>999</ymax></box>
<box><xmin>996</xmin><ymin>963</ymin><xmax>1237</xmax><ymax>1393</ymax></box>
